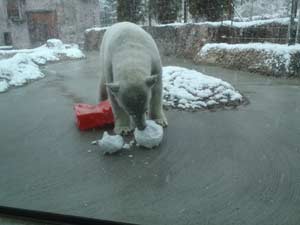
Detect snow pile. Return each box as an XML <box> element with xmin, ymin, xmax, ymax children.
<box><xmin>97</xmin><ymin>132</ymin><xmax>125</xmax><ymax>154</ymax></box>
<box><xmin>162</xmin><ymin>66</ymin><xmax>243</xmax><ymax>110</ymax></box>
<box><xmin>26</xmin><ymin>39</ymin><xmax>85</xmax><ymax>65</ymax></box>
<box><xmin>0</xmin><ymin>39</ymin><xmax>85</xmax><ymax>93</ymax></box>
<box><xmin>0</xmin><ymin>54</ymin><xmax>44</xmax><ymax>91</ymax></box>
<box><xmin>0</xmin><ymin>39</ymin><xmax>85</xmax><ymax>64</ymax></box>
<box><xmin>199</xmin><ymin>43</ymin><xmax>300</xmax><ymax>74</ymax></box>
<box><xmin>134</xmin><ymin>120</ymin><xmax>163</xmax><ymax>149</ymax></box>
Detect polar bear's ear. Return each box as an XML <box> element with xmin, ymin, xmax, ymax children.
<box><xmin>145</xmin><ymin>75</ymin><xmax>158</xmax><ymax>88</ymax></box>
<box><xmin>106</xmin><ymin>83</ymin><xmax>120</xmax><ymax>94</ymax></box>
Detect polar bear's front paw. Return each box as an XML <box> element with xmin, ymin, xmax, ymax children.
<box><xmin>154</xmin><ymin>117</ymin><xmax>168</xmax><ymax>128</ymax></box>
<box><xmin>114</xmin><ymin>126</ymin><xmax>133</xmax><ymax>136</ymax></box>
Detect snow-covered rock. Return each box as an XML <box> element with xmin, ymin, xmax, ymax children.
<box><xmin>98</xmin><ymin>132</ymin><xmax>125</xmax><ymax>154</ymax></box>
<box><xmin>134</xmin><ymin>120</ymin><xmax>163</xmax><ymax>149</ymax></box>
<box><xmin>162</xmin><ymin>66</ymin><xmax>243</xmax><ymax>110</ymax></box>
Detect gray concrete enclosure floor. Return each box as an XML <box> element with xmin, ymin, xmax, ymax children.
<box><xmin>1</xmin><ymin>52</ymin><xmax>300</xmax><ymax>225</ymax></box>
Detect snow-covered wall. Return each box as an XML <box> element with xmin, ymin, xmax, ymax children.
<box><xmin>84</xmin><ymin>18</ymin><xmax>291</xmax><ymax>58</ymax></box>
<box><xmin>195</xmin><ymin>43</ymin><xmax>300</xmax><ymax>77</ymax></box>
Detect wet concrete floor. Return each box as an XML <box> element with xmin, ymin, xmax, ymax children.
<box><xmin>0</xmin><ymin>52</ymin><xmax>300</xmax><ymax>225</ymax></box>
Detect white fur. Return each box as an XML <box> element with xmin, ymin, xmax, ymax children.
<box><xmin>98</xmin><ymin>22</ymin><xmax>168</xmax><ymax>135</ymax></box>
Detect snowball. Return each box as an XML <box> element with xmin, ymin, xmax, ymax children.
<box><xmin>98</xmin><ymin>132</ymin><xmax>124</xmax><ymax>154</ymax></box>
<box><xmin>134</xmin><ymin>120</ymin><xmax>163</xmax><ymax>149</ymax></box>
<box><xmin>122</xmin><ymin>143</ymin><xmax>130</xmax><ymax>150</ymax></box>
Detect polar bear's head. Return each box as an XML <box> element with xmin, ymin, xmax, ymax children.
<box><xmin>106</xmin><ymin>76</ymin><xmax>158</xmax><ymax>130</ymax></box>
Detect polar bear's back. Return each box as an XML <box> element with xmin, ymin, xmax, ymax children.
<box><xmin>102</xmin><ymin>22</ymin><xmax>159</xmax><ymax>57</ymax></box>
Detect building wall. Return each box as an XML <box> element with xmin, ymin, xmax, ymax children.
<box><xmin>0</xmin><ymin>0</ymin><xmax>7</xmax><ymax>46</ymax></box>
<box><xmin>0</xmin><ymin>0</ymin><xmax>100</xmax><ymax>48</ymax></box>
<box><xmin>57</xmin><ymin>0</ymin><xmax>101</xmax><ymax>44</ymax></box>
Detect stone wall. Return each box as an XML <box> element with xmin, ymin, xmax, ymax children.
<box><xmin>84</xmin><ymin>22</ymin><xmax>290</xmax><ymax>59</ymax></box>
<box><xmin>84</xmin><ymin>21</ymin><xmax>295</xmax><ymax>77</ymax></box>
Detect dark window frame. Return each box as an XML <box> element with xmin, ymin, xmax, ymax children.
<box><xmin>7</xmin><ymin>0</ymin><xmax>25</xmax><ymax>22</ymax></box>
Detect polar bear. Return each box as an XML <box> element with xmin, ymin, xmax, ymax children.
<box><xmin>98</xmin><ymin>22</ymin><xmax>168</xmax><ymax>135</ymax></box>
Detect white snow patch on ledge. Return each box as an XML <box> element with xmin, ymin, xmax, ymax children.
<box><xmin>0</xmin><ymin>39</ymin><xmax>85</xmax><ymax>93</ymax></box>
<box><xmin>85</xmin><ymin>26</ymin><xmax>110</xmax><ymax>33</ymax></box>
<box><xmin>162</xmin><ymin>66</ymin><xmax>243</xmax><ymax>110</ymax></box>
<box><xmin>153</xmin><ymin>17</ymin><xmax>292</xmax><ymax>28</ymax></box>
<box><xmin>201</xmin><ymin>17</ymin><xmax>291</xmax><ymax>28</ymax></box>
<box><xmin>200</xmin><ymin>43</ymin><xmax>300</xmax><ymax>55</ymax></box>
<box><xmin>85</xmin><ymin>17</ymin><xmax>293</xmax><ymax>35</ymax></box>
<box><xmin>0</xmin><ymin>46</ymin><xmax>13</xmax><ymax>50</ymax></box>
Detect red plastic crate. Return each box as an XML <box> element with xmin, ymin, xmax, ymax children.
<box><xmin>74</xmin><ymin>100</ymin><xmax>114</xmax><ymax>130</ymax></box>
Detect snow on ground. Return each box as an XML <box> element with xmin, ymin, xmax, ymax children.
<box><xmin>200</xmin><ymin>43</ymin><xmax>300</xmax><ymax>72</ymax></box>
<box><xmin>0</xmin><ymin>39</ymin><xmax>85</xmax><ymax>93</ymax></box>
<box><xmin>162</xmin><ymin>66</ymin><xmax>243</xmax><ymax>110</ymax></box>
<box><xmin>134</xmin><ymin>120</ymin><xmax>163</xmax><ymax>149</ymax></box>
